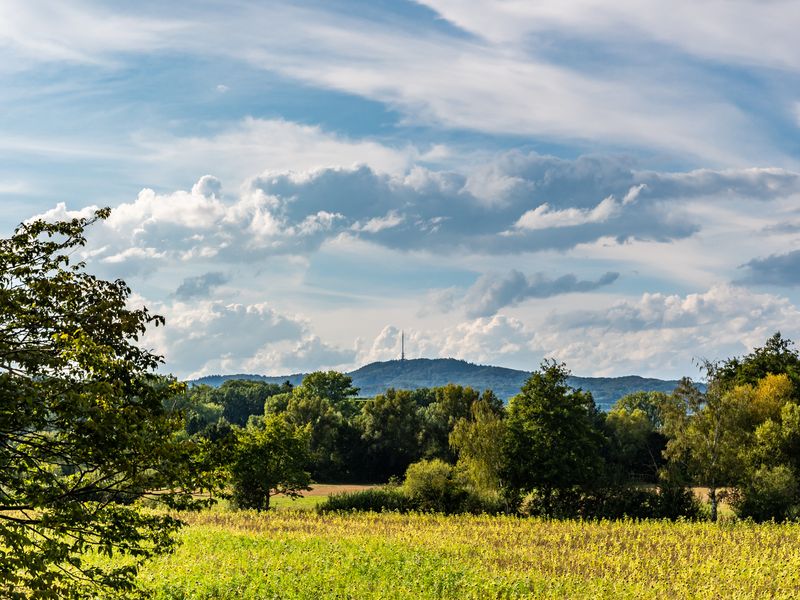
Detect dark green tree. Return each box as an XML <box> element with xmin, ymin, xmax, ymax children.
<box><xmin>358</xmin><ymin>388</ymin><xmax>423</xmax><ymax>480</ymax></box>
<box><xmin>715</xmin><ymin>333</ymin><xmax>800</xmax><ymax>396</ymax></box>
<box><xmin>285</xmin><ymin>391</ymin><xmax>344</xmax><ymax>481</ymax></box>
<box><xmin>214</xmin><ymin>379</ymin><xmax>282</xmax><ymax>426</ymax></box>
<box><xmin>604</xmin><ymin>391</ymin><xmax>669</xmax><ymax>482</ymax></box>
<box><xmin>0</xmin><ymin>210</ymin><xmax>210</xmax><ymax>598</ymax></box>
<box><xmin>502</xmin><ymin>360</ymin><xmax>604</xmax><ymax>511</ymax></box>
<box><xmin>169</xmin><ymin>384</ymin><xmax>223</xmax><ymax>435</ymax></box>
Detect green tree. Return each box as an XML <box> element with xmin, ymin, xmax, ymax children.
<box><xmin>214</xmin><ymin>379</ymin><xmax>282</xmax><ymax>426</ymax></box>
<box><xmin>502</xmin><ymin>360</ymin><xmax>603</xmax><ymax>511</ymax></box>
<box><xmin>295</xmin><ymin>371</ymin><xmax>359</xmax><ymax>406</ymax></box>
<box><xmin>449</xmin><ymin>398</ymin><xmax>506</xmax><ymax>498</ymax></box>
<box><xmin>604</xmin><ymin>391</ymin><xmax>669</xmax><ymax>483</ymax></box>
<box><xmin>663</xmin><ymin>372</ymin><xmax>751</xmax><ymax>522</ymax></box>
<box><xmin>715</xmin><ymin>333</ymin><xmax>800</xmax><ymax>397</ymax></box>
<box><xmin>169</xmin><ymin>384</ymin><xmax>224</xmax><ymax>435</ymax></box>
<box><xmin>0</xmin><ymin>210</ymin><xmax>209</xmax><ymax>598</ymax></box>
<box><xmin>358</xmin><ymin>388</ymin><xmax>423</xmax><ymax>480</ymax></box>
<box><xmin>613</xmin><ymin>390</ymin><xmax>668</xmax><ymax>430</ymax></box>
<box><xmin>402</xmin><ymin>458</ymin><xmax>468</xmax><ymax>513</ymax></box>
<box><xmin>285</xmin><ymin>391</ymin><xmax>344</xmax><ymax>481</ymax></box>
<box><xmin>229</xmin><ymin>415</ymin><xmax>311</xmax><ymax>511</ymax></box>
<box><xmin>419</xmin><ymin>384</ymin><xmax>481</xmax><ymax>462</ymax></box>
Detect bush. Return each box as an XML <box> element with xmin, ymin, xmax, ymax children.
<box><xmin>732</xmin><ymin>465</ymin><xmax>800</xmax><ymax>522</ymax></box>
<box><xmin>401</xmin><ymin>459</ymin><xmax>505</xmax><ymax>514</ymax></box>
<box><xmin>403</xmin><ymin>459</ymin><xmax>468</xmax><ymax>513</ymax></box>
<box><xmin>656</xmin><ymin>480</ymin><xmax>702</xmax><ymax>520</ymax></box>
<box><xmin>520</xmin><ymin>485</ymin><xmax>701</xmax><ymax>520</ymax></box>
<box><xmin>317</xmin><ymin>488</ymin><xmax>418</xmax><ymax>513</ymax></box>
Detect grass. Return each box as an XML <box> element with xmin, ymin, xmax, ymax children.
<box><xmin>268</xmin><ymin>483</ymin><xmax>378</xmax><ymax>511</ymax></box>
<box><xmin>103</xmin><ymin>509</ymin><xmax>800</xmax><ymax>599</ymax></box>
<box><xmin>269</xmin><ymin>494</ymin><xmax>323</xmax><ymax>510</ymax></box>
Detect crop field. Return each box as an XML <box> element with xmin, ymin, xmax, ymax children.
<box><xmin>107</xmin><ymin>509</ymin><xmax>800</xmax><ymax>599</ymax></box>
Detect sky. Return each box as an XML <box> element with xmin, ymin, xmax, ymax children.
<box><xmin>2</xmin><ymin>0</ymin><xmax>800</xmax><ymax>380</ymax></box>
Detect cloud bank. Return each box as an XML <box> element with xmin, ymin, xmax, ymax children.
<box><xmin>36</xmin><ymin>154</ymin><xmax>799</xmax><ymax>282</ymax></box>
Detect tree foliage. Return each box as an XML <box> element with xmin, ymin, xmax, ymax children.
<box><xmin>229</xmin><ymin>415</ymin><xmax>311</xmax><ymax>511</ymax></box>
<box><xmin>358</xmin><ymin>389</ymin><xmax>423</xmax><ymax>480</ymax></box>
<box><xmin>502</xmin><ymin>360</ymin><xmax>603</xmax><ymax>509</ymax></box>
<box><xmin>450</xmin><ymin>397</ymin><xmax>506</xmax><ymax>497</ymax></box>
<box><xmin>0</xmin><ymin>210</ymin><xmax>209</xmax><ymax>598</ymax></box>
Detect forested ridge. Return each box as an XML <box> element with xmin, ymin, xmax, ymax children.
<box><xmin>190</xmin><ymin>357</ymin><xmax>693</xmax><ymax>408</ymax></box>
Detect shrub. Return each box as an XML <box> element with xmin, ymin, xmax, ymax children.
<box><xmin>403</xmin><ymin>459</ymin><xmax>470</xmax><ymax>513</ymax></box>
<box><xmin>317</xmin><ymin>488</ymin><xmax>418</xmax><ymax>513</ymax></box>
<box><xmin>520</xmin><ymin>485</ymin><xmax>700</xmax><ymax>520</ymax></box>
<box><xmin>732</xmin><ymin>465</ymin><xmax>800</xmax><ymax>522</ymax></box>
<box><xmin>655</xmin><ymin>480</ymin><xmax>702</xmax><ymax>520</ymax></box>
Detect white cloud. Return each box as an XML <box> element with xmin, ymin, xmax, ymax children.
<box><xmin>361</xmin><ymin>284</ymin><xmax>800</xmax><ymax>379</ymax></box>
<box><xmin>29</xmin><ymin>155</ymin><xmax>800</xmax><ymax>285</ymax></box>
<box><xmin>538</xmin><ymin>285</ymin><xmax>800</xmax><ymax>377</ymax></box>
<box><xmin>3</xmin><ymin>2</ymin><xmax>791</xmax><ymax>163</ymax></box>
<box><xmin>513</xmin><ymin>196</ymin><xmax>620</xmax><ymax>231</ymax></box>
<box><xmin>0</xmin><ymin>0</ymin><xmax>187</xmax><ymax>65</ymax></box>
<box><xmin>352</xmin><ymin>211</ymin><xmax>405</xmax><ymax>233</ymax></box>
<box><xmin>135</xmin><ymin>118</ymin><xmax>419</xmax><ymax>185</ymax></box>
<box><xmin>143</xmin><ymin>299</ymin><xmax>354</xmax><ymax>379</ymax></box>
<box><xmin>357</xmin><ymin>317</ymin><xmax>541</xmax><ymax>368</ymax></box>
<box><xmin>415</xmin><ymin>0</ymin><xmax>800</xmax><ymax>70</ymax></box>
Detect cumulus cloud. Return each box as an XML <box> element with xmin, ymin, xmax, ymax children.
<box><xmin>372</xmin><ymin>285</ymin><xmax>800</xmax><ymax>378</ymax></box>
<box><xmin>247</xmin><ymin>335</ymin><xmax>356</xmax><ymax>376</ymax></box>
<box><xmin>137</xmin><ymin>282</ymin><xmax>800</xmax><ymax>380</ymax></box>
<box><xmin>537</xmin><ymin>285</ymin><xmax>800</xmax><ymax>376</ymax></box>
<box><xmin>358</xmin><ymin>318</ymin><xmax>541</xmax><ymax>368</ymax></box>
<box><xmin>33</xmin><ymin>154</ymin><xmax>800</xmax><ymax>283</ymax></box>
<box><xmin>736</xmin><ymin>250</ymin><xmax>800</xmax><ymax>286</ymax></box>
<box><xmin>463</xmin><ymin>271</ymin><xmax>619</xmax><ymax>318</ymax></box>
<box><xmin>143</xmin><ymin>300</ymin><xmax>354</xmax><ymax>379</ymax></box>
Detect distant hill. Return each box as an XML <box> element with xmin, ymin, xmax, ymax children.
<box><xmin>189</xmin><ymin>358</ymin><xmax>697</xmax><ymax>410</ymax></box>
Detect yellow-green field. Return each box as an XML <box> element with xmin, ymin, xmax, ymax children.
<box><xmin>116</xmin><ymin>508</ymin><xmax>800</xmax><ymax>599</ymax></box>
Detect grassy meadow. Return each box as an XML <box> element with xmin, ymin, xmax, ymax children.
<box><xmin>106</xmin><ymin>497</ymin><xmax>800</xmax><ymax>599</ymax></box>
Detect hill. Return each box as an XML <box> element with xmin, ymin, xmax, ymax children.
<box><xmin>189</xmin><ymin>358</ymin><xmax>695</xmax><ymax>410</ymax></box>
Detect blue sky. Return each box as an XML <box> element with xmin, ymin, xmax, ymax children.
<box><xmin>3</xmin><ymin>0</ymin><xmax>800</xmax><ymax>379</ymax></box>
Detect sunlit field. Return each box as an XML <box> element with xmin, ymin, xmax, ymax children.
<box><xmin>110</xmin><ymin>508</ymin><xmax>800</xmax><ymax>599</ymax></box>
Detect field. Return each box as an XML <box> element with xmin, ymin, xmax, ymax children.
<box><xmin>112</xmin><ymin>506</ymin><xmax>800</xmax><ymax>599</ymax></box>
<box><xmin>269</xmin><ymin>484</ymin><xmax>377</xmax><ymax>510</ymax></box>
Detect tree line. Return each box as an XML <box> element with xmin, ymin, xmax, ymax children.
<box><xmin>180</xmin><ymin>333</ymin><xmax>800</xmax><ymax>522</ymax></box>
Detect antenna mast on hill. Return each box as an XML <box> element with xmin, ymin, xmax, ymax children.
<box><xmin>401</xmin><ymin>330</ymin><xmax>405</xmax><ymax>361</ymax></box>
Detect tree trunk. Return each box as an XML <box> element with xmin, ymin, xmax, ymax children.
<box><xmin>709</xmin><ymin>487</ymin><xmax>718</xmax><ymax>522</ymax></box>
